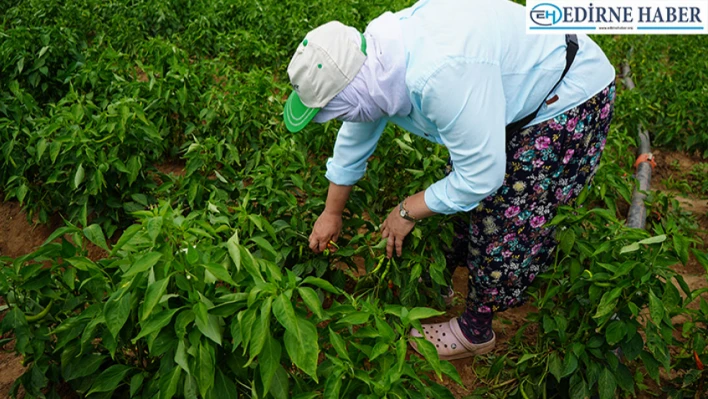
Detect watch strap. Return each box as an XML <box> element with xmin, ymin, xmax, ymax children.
<box><xmin>399</xmin><ymin>201</ymin><xmax>417</xmax><ymax>222</ymax></box>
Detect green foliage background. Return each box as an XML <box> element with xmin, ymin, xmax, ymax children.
<box><xmin>1</xmin><ymin>0</ymin><xmax>706</xmax><ymax>227</ymax></box>
<box><xmin>1</xmin><ymin>0</ymin><xmax>707</xmax><ymax>398</ymax></box>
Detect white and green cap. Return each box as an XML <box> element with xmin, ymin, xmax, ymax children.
<box><xmin>284</xmin><ymin>21</ymin><xmax>367</xmax><ymax>133</ymax></box>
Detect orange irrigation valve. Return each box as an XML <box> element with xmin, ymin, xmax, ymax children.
<box><xmin>633</xmin><ymin>152</ymin><xmax>657</xmax><ymax>170</ymax></box>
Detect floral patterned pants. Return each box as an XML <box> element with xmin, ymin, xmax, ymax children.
<box><xmin>446</xmin><ymin>82</ymin><xmax>616</xmax><ymax>314</ymax></box>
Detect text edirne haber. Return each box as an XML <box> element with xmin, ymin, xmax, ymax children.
<box><xmin>560</xmin><ymin>4</ymin><xmax>702</xmax><ymax>24</ymax></box>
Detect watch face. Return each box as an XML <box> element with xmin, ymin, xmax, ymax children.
<box><xmin>400</xmin><ymin>209</ymin><xmax>406</xmax><ymax>218</ymax></box>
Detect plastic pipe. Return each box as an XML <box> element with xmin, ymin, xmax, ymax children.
<box><xmin>622</xmin><ymin>61</ymin><xmax>653</xmax><ymax>230</ymax></box>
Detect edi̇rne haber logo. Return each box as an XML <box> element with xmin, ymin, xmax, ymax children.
<box><xmin>527</xmin><ymin>0</ymin><xmax>708</xmax><ymax>34</ymax></box>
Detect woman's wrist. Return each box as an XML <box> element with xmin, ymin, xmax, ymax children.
<box><xmin>322</xmin><ymin>207</ymin><xmax>343</xmax><ymax>218</ymax></box>
<box><xmin>322</xmin><ymin>182</ymin><xmax>353</xmax><ymax>218</ymax></box>
<box><xmin>402</xmin><ymin>191</ymin><xmax>436</xmax><ymax>220</ymax></box>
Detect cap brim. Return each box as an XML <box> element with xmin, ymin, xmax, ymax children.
<box><xmin>284</xmin><ymin>91</ymin><xmax>320</xmax><ymax>133</ymax></box>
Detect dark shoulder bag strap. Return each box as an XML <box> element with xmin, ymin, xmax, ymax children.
<box><xmin>505</xmin><ymin>34</ymin><xmax>579</xmax><ymax>135</ymax></box>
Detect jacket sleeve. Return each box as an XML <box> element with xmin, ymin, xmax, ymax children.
<box><xmin>325</xmin><ymin>119</ymin><xmax>388</xmax><ymax>186</ymax></box>
<box><xmin>420</xmin><ymin>59</ymin><xmax>507</xmax><ymax>215</ymax></box>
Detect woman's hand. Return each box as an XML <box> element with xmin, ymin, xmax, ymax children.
<box><xmin>381</xmin><ymin>206</ymin><xmax>416</xmax><ymax>258</ymax></box>
<box><xmin>309</xmin><ymin>210</ymin><xmax>343</xmax><ymax>253</ymax></box>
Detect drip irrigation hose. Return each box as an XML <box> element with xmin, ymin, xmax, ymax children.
<box><xmin>600</xmin><ymin>55</ymin><xmax>656</xmax><ymax>376</ymax></box>
<box><xmin>622</xmin><ymin>58</ymin><xmax>653</xmax><ymax>230</ymax></box>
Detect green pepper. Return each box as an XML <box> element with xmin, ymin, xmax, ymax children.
<box><xmin>370</xmin><ymin>255</ymin><xmax>386</xmax><ymax>275</ymax></box>
<box><xmin>25</xmin><ymin>300</ymin><xmax>54</xmax><ymax>322</ymax></box>
<box><xmin>380</xmin><ymin>258</ymin><xmax>393</xmax><ymax>282</ymax></box>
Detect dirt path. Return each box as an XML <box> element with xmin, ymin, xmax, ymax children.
<box><xmin>0</xmin><ymin>202</ymin><xmax>55</xmax><ymax>259</ymax></box>
<box><xmin>652</xmin><ymin>149</ymin><xmax>708</xmax><ymax>227</ymax></box>
<box><xmin>0</xmin><ymin>201</ymin><xmax>55</xmax><ymax>398</ymax></box>
<box><xmin>0</xmin><ymin>351</ymin><xmax>24</xmax><ymax>398</ymax></box>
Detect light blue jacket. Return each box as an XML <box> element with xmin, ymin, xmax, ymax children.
<box><xmin>325</xmin><ymin>0</ymin><xmax>616</xmax><ymax>215</ymax></box>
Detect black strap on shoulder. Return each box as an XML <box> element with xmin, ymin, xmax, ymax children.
<box><xmin>505</xmin><ymin>34</ymin><xmax>579</xmax><ymax>135</ymax></box>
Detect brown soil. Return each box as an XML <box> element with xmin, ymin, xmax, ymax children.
<box><xmin>155</xmin><ymin>161</ymin><xmax>186</xmax><ymax>177</ymax></box>
<box><xmin>0</xmin><ymin>201</ymin><xmax>108</xmax><ymax>262</ymax></box>
<box><xmin>0</xmin><ymin>202</ymin><xmax>56</xmax><ymax>259</ymax></box>
<box><xmin>652</xmin><ymin>149</ymin><xmax>708</xmax><ymax>226</ymax></box>
<box><xmin>133</xmin><ymin>66</ymin><xmax>148</xmax><ymax>83</ymax></box>
<box><xmin>0</xmin><ymin>348</ymin><xmax>24</xmax><ymax>398</ymax></box>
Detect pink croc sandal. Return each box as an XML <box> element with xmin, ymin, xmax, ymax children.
<box><xmin>409</xmin><ymin>318</ymin><xmax>496</xmax><ymax>360</ymax></box>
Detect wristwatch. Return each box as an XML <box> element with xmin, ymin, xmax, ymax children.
<box><xmin>399</xmin><ymin>201</ymin><xmax>417</xmax><ymax>222</ymax></box>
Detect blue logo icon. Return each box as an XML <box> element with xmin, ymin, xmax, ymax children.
<box><xmin>530</xmin><ymin>3</ymin><xmax>563</xmax><ymax>26</ymax></box>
